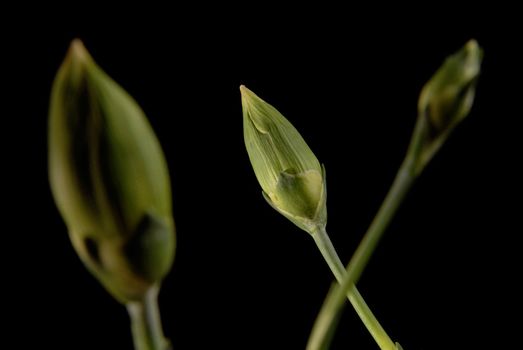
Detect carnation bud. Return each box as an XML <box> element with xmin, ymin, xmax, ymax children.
<box><xmin>49</xmin><ymin>40</ymin><xmax>175</xmax><ymax>303</ymax></box>
<box><xmin>241</xmin><ymin>85</ymin><xmax>327</xmax><ymax>232</ymax></box>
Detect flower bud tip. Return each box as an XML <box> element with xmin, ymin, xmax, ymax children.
<box><xmin>465</xmin><ymin>39</ymin><xmax>478</xmax><ymax>52</ymax></box>
<box><xmin>66</xmin><ymin>38</ymin><xmax>90</xmax><ymax>64</ymax></box>
<box><xmin>240</xmin><ymin>84</ymin><xmax>251</xmax><ymax>96</ymax></box>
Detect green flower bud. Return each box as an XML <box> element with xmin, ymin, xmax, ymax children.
<box><xmin>416</xmin><ymin>39</ymin><xmax>483</xmax><ymax>167</ymax></box>
<box><xmin>241</xmin><ymin>85</ymin><xmax>327</xmax><ymax>232</ymax></box>
<box><xmin>49</xmin><ymin>40</ymin><xmax>175</xmax><ymax>303</ymax></box>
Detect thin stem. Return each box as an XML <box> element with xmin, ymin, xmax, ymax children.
<box><xmin>127</xmin><ymin>286</ymin><xmax>170</xmax><ymax>350</ymax></box>
<box><xmin>311</xmin><ymin>225</ymin><xmax>396</xmax><ymax>350</ymax></box>
<box><xmin>346</xmin><ymin>156</ymin><xmax>415</xmax><ymax>286</ymax></box>
<box><xmin>308</xmin><ymin>155</ymin><xmax>416</xmax><ymax>350</ymax></box>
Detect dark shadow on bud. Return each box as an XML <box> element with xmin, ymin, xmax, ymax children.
<box><xmin>84</xmin><ymin>237</ymin><xmax>102</xmax><ymax>268</ymax></box>
<box><xmin>124</xmin><ymin>213</ymin><xmax>175</xmax><ymax>283</ymax></box>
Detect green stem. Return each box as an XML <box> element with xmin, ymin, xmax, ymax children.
<box><xmin>127</xmin><ymin>286</ymin><xmax>170</xmax><ymax>350</ymax></box>
<box><xmin>312</xmin><ymin>225</ymin><xmax>396</xmax><ymax>350</ymax></box>
<box><xmin>307</xmin><ymin>155</ymin><xmax>416</xmax><ymax>350</ymax></box>
<box><xmin>346</xmin><ymin>156</ymin><xmax>415</xmax><ymax>287</ymax></box>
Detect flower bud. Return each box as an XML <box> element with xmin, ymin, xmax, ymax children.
<box><xmin>416</xmin><ymin>39</ymin><xmax>483</xmax><ymax>166</ymax></box>
<box><xmin>49</xmin><ymin>40</ymin><xmax>175</xmax><ymax>303</ymax></box>
<box><xmin>241</xmin><ymin>85</ymin><xmax>327</xmax><ymax>232</ymax></box>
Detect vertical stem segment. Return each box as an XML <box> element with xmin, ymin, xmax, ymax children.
<box><xmin>127</xmin><ymin>286</ymin><xmax>170</xmax><ymax>350</ymax></box>
<box><xmin>308</xmin><ymin>155</ymin><xmax>416</xmax><ymax>350</ymax></box>
<box><xmin>312</xmin><ymin>226</ymin><xmax>396</xmax><ymax>350</ymax></box>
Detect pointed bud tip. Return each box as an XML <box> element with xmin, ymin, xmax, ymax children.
<box><xmin>464</xmin><ymin>39</ymin><xmax>483</xmax><ymax>60</ymax></box>
<box><xmin>240</xmin><ymin>84</ymin><xmax>251</xmax><ymax>96</ymax></box>
<box><xmin>465</xmin><ymin>39</ymin><xmax>478</xmax><ymax>51</ymax></box>
<box><xmin>66</xmin><ymin>39</ymin><xmax>91</xmax><ymax>65</ymax></box>
<box><xmin>241</xmin><ymin>84</ymin><xmax>260</xmax><ymax>98</ymax></box>
<box><xmin>240</xmin><ymin>85</ymin><xmax>257</xmax><ymax>108</ymax></box>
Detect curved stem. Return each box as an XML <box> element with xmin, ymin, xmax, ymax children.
<box><xmin>308</xmin><ymin>155</ymin><xmax>416</xmax><ymax>350</ymax></box>
<box><xmin>311</xmin><ymin>226</ymin><xmax>396</xmax><ymax>350</ymax></box>
<box><xmin>127</xmin><ymin>286</ymin><xmax>171</xmax><ymax>350</ymax></box>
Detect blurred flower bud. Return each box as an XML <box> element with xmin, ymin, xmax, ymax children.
<box><xmin>241</xmin><ymin>85</ymin><xmax>327</xmax><ymax>232</ymax></box>
<box><xmin>416</xmin><ymin>39</ymin><xmax>483</xmax><ymax>167</ymax></box>
<box><xmin>49</xmin><ymin>40</ymin><xmax>175</xmax><ymax>303</ymax></box>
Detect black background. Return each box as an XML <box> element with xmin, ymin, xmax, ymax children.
<box><xmin>3</xmin><ymin>11</ymin><xmax>521</xmax><ymax>350</ymax></box>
